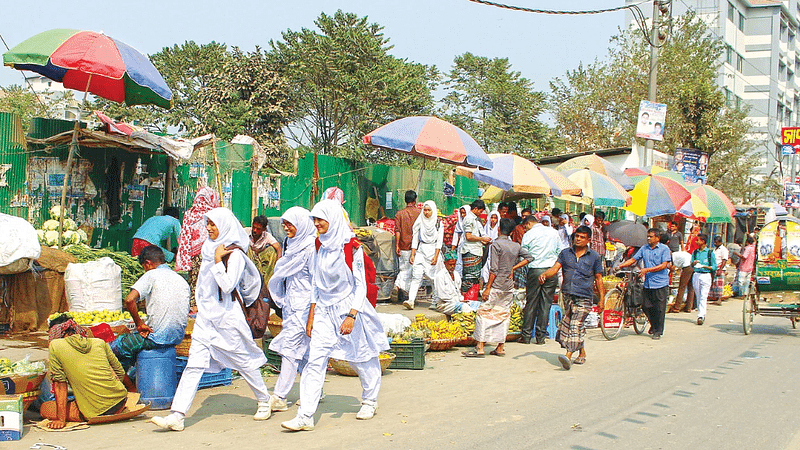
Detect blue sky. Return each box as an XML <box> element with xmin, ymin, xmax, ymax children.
<box><xmin>1</xmin><ymin>0</ymin><xmax>628</xmax><ymax>98</ymax></box>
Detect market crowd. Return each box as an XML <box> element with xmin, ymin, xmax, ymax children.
<box><xmin>42</xmin><ymin>186</ymin><xmax>758</xmax><ymax>431</ymax></box>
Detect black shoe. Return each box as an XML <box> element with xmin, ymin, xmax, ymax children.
<box><xmin>519</xmin><ymin>338</ymin><xmax>531</xmax><ymax>344</ymax></box>
<box><xmin>535</xmin><ymin>338</ymin><xmax>546</xmax><ymax>345</ymax></box>
<box><xmin>652</xmin><ymin>333</ymin><xmax>661</xmax><ymax>340</ymax></box>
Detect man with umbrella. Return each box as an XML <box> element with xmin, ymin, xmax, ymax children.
<box><xmin>614</xmin><ymin>228</ymin><xmax>672</xmax><ymax>339</ymax></box>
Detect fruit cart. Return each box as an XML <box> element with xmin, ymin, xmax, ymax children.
<box><xmin>742</xmin><ymin>217</ymin><xmax>800</xmax><ymax>334</ymax></box>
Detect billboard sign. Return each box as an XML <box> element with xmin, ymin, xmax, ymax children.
<box><xmin>635</xmin><ymin>100</ymin><xmax>667</xmax><ymax>141</ymax></box>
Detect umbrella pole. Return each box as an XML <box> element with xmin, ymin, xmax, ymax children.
<box><xmin>416</xmin><ymin>159</ymin><xmax>426</xmax><ymax>191</ymax></box>
<box><xmin>209</xmin><ymin>136</ymin><xmax>224</xmax><ymax>207</ymax></box>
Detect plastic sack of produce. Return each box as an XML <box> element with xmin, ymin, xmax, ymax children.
<box><xmin>0</xmin><ymin>212</ymin><xmax>41</xmax><ymax>274</ymax></box>
<box><xmin>64</xmin><ymin>257</ymin><xmax>123</xmax><ymax>312</ymax></box>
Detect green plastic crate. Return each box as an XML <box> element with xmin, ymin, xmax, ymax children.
<box><xmin>262</xmin><ymin>338</ymin><xmax>282</xmax><ymax>371</ymax></box>
<box><xmin>388</xmin><ymin>338</ymin><xmax>426</xmax><ymax>370</ymax></box>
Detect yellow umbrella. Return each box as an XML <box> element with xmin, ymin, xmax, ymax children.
<box><xmin>458</xmin><ymin>153</ymin><xmax>581</xmax><ymax>196</ymax></box>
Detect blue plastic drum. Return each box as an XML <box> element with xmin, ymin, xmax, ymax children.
<box><xmin>135</xmin><ymin>347</ymin><xmax>177</xmax><ymax>410</ymax></box>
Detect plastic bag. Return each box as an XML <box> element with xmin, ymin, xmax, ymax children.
<box><xmin>463</xmin><ymin>284</ymin><xmax>480</xmax><ymax>301</ymax></box>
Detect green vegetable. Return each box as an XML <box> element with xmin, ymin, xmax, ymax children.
<box><xmin>63</xmin><ymin>246</ymin><xmax>145</xmax><ymax>299</ymax></box>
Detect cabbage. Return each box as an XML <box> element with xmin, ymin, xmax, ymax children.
<box><xmin>77</xmin><ymin>229</ymin><xmax>89</xmax><ymax>244</ymax></box>
<box><xmin>44</xmin><ymin>230</ymin><xmax>59</xmax><ymax>246</ymax></box>
<box><xmin>9</xmin><ymin>356</ymin><xmax>45</xmax><ymax>375</ymax></box>
<box><xmin>43</xmin><ymin>219</ymin><xmax>60</xmax><ymax>231</ymax></box>
<box><xmin>50</xmin><ymin>205</ymin><xmax>64</xmax><ymax>220</ymax></box>
<box><xmin>36</xmin><ymin>229</ymin><xmax>45</xmax><ymax>242</ymax></box>
<box><xmin>63</xmin><ymin>218</ymin><xmax>77</xmax><ymax>231</ymax></box>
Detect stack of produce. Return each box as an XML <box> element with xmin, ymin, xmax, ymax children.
<box><xmin>509</xmin><ymin>303</ymin><xmax>522</xmax><ymax>333</ymax></box>
<box><xmin>722</xmin><ymin>284</ymin><xmax>734</xmax><ymax>298</ymax></box>
<box><xmin>63</xmin><ymin>246</ymin><xmax>145</xmax><ymax>296</ymax></box>
<box><xmin>408</xmin><ymin>314</ymin><xmax>468</xmax><ymax>341</ymax></box>
<box><xmin>452</xmin><ymin>305</ymin><xmax>522</xmax><ymax>334</ymax></box>
<box><xmin>35</xmin><ymin>205</ymin><xmax>89</xmax><ymax>248</ymax></box>
<box><xmin>0</xmin><ymin>356</ymin><xmax>46</xmax><ymax>377</ymax></box>
<box><xmin>387</xmin><ymin>327</ymin><xmax>429</xmax><ymax>344</ymax></box>
<box><xmin>48</xmin><ymin>310</ymin><xmax>146</xmax><ymax>327</ymax></box>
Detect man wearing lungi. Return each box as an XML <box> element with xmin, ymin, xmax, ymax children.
<box><xmin>460</xmin><ymin>199</ymin><xmax>491</xmax><ymax>294</ymax></box>
<box><xmin>539</xmin><ymin>225</ymin><xmax>605</xmax><ymax>370</ymax></box>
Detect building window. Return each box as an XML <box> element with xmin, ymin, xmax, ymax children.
<box><xmin>725</xmin><ymin>88</ymin><xmax>733</xmax><ymax>107</ymax></box>
<box><xmin>788</xmin><ymin>108</ymin><xmax>794</xmax><ymax>125</ymax></box>
<box><xmin>726</xmin><ymin>45</ymin><xmax>734</xmax><ymax>65</ymax></box>
<box><xmin>778</xmin><ymin>104</ymin><xmax>784</xmax><ymax>123</ymax></box>
<box><xmin>790</xmin><ymin>70</ymin><xmax>795</xmax><ymax>84</ymax></box>
<box><xmin>738</xmin><ymin>12</ymin><xmax>745</xmax><ymax>31</ymax></box>
<box><xmin>737</xmin><ymin>53</ymin><xmax>744</xmax><ymax>72</ymax></box>
<box><xmin>736</xmin><ymin>96</ymin><xmax>742</xmax><ymax>109</ymax></box>
<box><xmin>780</xmin><ymin>62</ymin><xmax>787</xmax><ymax>82</ymax></box>
<box><xmin>728</xmin><ymin>1</ymin><xmax>735</xmax><ymax>22</ymax></box>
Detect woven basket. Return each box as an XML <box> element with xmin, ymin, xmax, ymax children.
<box><xmin>176</xmin><ymin>336</ymin><xmax>192</xmax><ymax>357</ymax></box>
<box><xmin>330</xmin><ymin>353</ymin><xmax>396</xmax><ymax>376</ymax></box>
<box><xmin>505</xmin><ymin>332</ymin><xmax>521</xmax><ymax>342</ymax></box>
<box><xmin>458</xmin><ymin>337</ymin><xmax>477</xmax><ymax>347</ymax></box>
<box><xmin>427</xmin><ymin>338</ymin><xmax>458</xmax><ymax>351</ymax></box>
<box><xmin>267</xmin><ymin>320</ymin><xmax>283</xmax><ymax>338</ymax></box>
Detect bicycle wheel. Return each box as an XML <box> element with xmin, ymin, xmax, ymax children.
<box><xmin>600</xmin><ymin>288</ymin><xmax>625</xmax><ymax>340</ymax></box>
<box><xmin>632</xmin><ymin>306</ymin><xmax>649</xmax><ymax>335</ymax></box>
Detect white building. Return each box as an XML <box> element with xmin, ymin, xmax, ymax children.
<box><xmin>24</xmin><ymin>74</ymin><xmax>82</xmax><ymax>121</ymax></box>
<box><xmin>627</xmin><ymin>0</ymin><xmax>800</xmax><ymax>190</ymax></box>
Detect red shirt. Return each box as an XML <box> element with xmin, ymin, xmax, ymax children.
<box><xmin>395</xmin><ymin>205</ymin><xmax>421</xmax><ymax>251</ymax></box>
<box><xmin>739</xmin><ymin>243</ymin><xmax>756</xmax><ymax>273</ymax></box>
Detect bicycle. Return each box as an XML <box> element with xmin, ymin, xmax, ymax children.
<box><xmin>599</xmin><ymin>269</ymin><xmax>649</xmax><ymax>340</ymax></box>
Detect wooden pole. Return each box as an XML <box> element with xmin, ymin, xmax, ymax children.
<box><xmin>165</xmin><ymin>158</ymin><xmax>175</xmax><ymax>208</ymax></box>
<box><xmin>58</xmin><ymin>76</ymin><xmax>92</xmax><ymax>248</ymax></box>
<box><xmin>209</xmin><ymin>137</ymin><xmax>224</xmax><ymax>207</ymax></box>
<box><xmin>311</xmin><ymin>150</ymin><xmax>320</xmax><ymax>206</ymax></box>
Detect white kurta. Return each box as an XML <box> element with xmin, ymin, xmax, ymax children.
<box><xmin>408</xmin><ymin>220</ymin><xmax>444</xmax><ymax>306</ymax></box>
<box><xmin>268</xmin><ymin>250</ymin><xmax>313</xmax><ymax>360</ymax></box>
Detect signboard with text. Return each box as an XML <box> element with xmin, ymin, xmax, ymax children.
<box><xmin>781</xmin><ymin>127</ymin><xmax>800</xmax><ymax>154</ymax></box>
<box><xmin>635</xmin><ymin>100</ymin><xmax>667</xmax><ymax>141</ymax></box>
<box><xmin>672</xmin><ymin>148</ymin><xmax>709</xmax><ymax>184</ymax></box>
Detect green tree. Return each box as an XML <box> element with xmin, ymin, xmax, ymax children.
<box><xmin>0</xmin><ymin>85</ymin><xmax>56</xmax><ymax>133</ymax></box>
<box><xmin>269</xmin><ymin>10</ymin><xmax>437</xmax><ymax>162</ymax></box>
<box><xmin>440</xmin><ymin>53</ymin><xmax>558</xmax><ymax>158</ymax></box>
<box><xmin>549</xmin><ymin>12</ymin><xmax>755</xmax><ymax>202</ymax></box>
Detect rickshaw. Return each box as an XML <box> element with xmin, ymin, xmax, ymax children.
<box><xmin>742</xmin><ymin>217</ymin><xmax>800</xmax><ymax>334</ymax></box>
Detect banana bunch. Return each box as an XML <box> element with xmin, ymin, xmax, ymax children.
<box><xmin>509</xmin><ymin>303</ymin><xmax>522</xmax><ymax>333</ymax></box>
<box><xmin>408</xmin><ymin>315</ymin><xmax>467</xmax><ymax>340</ymax></box>
<box><xmin>388</xmin><ymin>328</ymin><xmax>429</xmax><ymax>344</ymax></box>
<box><xmin>723</xmin><ymin>284</ymin><xmax>734</xmax><ymax>297</ymax></box>
<box><xmin>452</xmin><ymin>311</ymin><xmax>476</xmax><ymax>334</ymax></box>
<box><xmin>354</xmin><ymin>228</ymin><xmax>373</xmax><ymax>238</ymax></box>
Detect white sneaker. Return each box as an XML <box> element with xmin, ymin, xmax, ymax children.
<box><xmin>270</xmin><ymin>396</ymin><xmax>289</xmax><ymax>412</ymax></box>
<box><xmin>402</xmin><ymin>300</ymin><xmax>414</xmax><ymax>310</ymax></box>
<box><xmin>151</xmin><ymin>413</ymin><xmax>184</xmax><ymax>431</ymax></box>
<box><xmin>356</xmin><ymin>401</ymin><xmax>377</xmax><ymax>420</ymax></box>
<box><xmin>281</xmin><ymin>415</ymin><xmax>315</xmax><ymax>431</ymax></box>
<box><xmin>254</xmin><ymin>401</ymin><xmax>271</xmax><ymax>420</ymax></box>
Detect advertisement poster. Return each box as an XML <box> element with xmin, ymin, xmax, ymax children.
<box><xmin>635</xmin><ymin>100</ymin><xmax>667</xmax><ymax>141</ymax></box>
<box><xmin>785</xmin><ymin>183</ymin><xmax>800</xmax><ymax>208</ymax></box>
<box><xmin>782</xmin><ymin>127</ymin><xmax>800</xmax><ymax>154</ymax></box>
<box><xmin>672</xmin><ymin>148</ymin><xmax>709</xmax><ymax>184</ymax></box>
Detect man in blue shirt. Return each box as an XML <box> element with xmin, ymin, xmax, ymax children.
<box><xmin>616</xmin><ymin>228</ymin><xmax>672</xmax><ymax>339</ymax></box>
<box><xmin>540</xmin><ymin>225</ymin><xmax>605</xmax><ymax>370</ymax></box>
<box><xmin>132</xmin><ymin>207</ymin><xmax>182</xmax><ymax>263</ymax></box>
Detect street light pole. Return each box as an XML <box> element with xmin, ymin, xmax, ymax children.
<box><xmin>644</xmin><ymin>0</ymin><xmax>663</xmax><ymax>167</ymax></box>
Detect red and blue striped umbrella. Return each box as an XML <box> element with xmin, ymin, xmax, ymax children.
<box><xmin>3</xmin><ymin>29</ymin><xmax>172</xmax><ymax>109</ymax></box>
<box><xmin>363</xmin><ymin>116</ymin><xmax>493</xmax><ymax>169</ymax></box>
<box><xmin>625</xmin><ymin>174</ymin><xmax>691</xmax><ymax>217</ymax></box>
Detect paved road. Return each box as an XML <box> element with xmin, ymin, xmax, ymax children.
<box><xmin>11</xmin><ymin>299</ymin><xmax>800</xmax><ymax>449</ymax></box>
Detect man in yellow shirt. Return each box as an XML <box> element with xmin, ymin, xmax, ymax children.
<box><xmin>40</xmin><ymin>314</ymin><xmax>133</xmax><ymax>429</ymax></box>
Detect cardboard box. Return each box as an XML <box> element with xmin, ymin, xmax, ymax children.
<box><xmin>0</xmin><ymin>394</ymin><xmax>22</xmax><ymax>441</ymax></box>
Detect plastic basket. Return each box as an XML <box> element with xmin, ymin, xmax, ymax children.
<box><xmin>175</xmin><ymin>357</ymin><xmax>232</xmax><ymax>389</ymax></box>
<box><xmin>388</xmin><ymin>339</ymin><xmax>425</xmax><ymax>370</ymax></box>
<box><xmin>262</xmin><ymin>338</ymin><xmax>282</xmax><ymax>372</ymax></box>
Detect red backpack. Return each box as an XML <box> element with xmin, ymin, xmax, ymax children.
<box><xmin>316</xmin><ymin>237</ymin><xmax>378</xmax><ymax>308</ymax></box>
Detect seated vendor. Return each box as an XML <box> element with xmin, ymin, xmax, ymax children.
<box><xmin>110</xmin><ymin>245</ymin><xmax>190</xmax><ymax>370</ymax></box>
<box><xmin>41</xmin><ymin>314</ymin><xmax>134</xmax><ymax>429</ymax></box>
<box><xmin>435</xmin><ymin>250</ymin><xmax>482</xmax><ymax>315</ymax></box>
<box><xmin>245</xmin><ymin>215</ymin><xmax>282</xmax><ymax>285</ymax></box>
<box><xmin>131</xmin><ymin>207</ymin><xmax>182</xmax><ymax>263</ymax></box>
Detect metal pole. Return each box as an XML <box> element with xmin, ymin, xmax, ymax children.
<box><xmin>644</xmin><ymin>0</ymin><xmax>662</xmax><ymax>167</ymax></box>
<box><xmin>209</xmin><ymin>137</ymin><xmax>224</xmax><ymax>208</ymax></box>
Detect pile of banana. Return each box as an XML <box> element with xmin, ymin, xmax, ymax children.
<box><xmin>722</xmin><ymin>284</ymin><xmax>734</xmax><ymax>297</ymax></box>
<box><xmin>408</xmin><ymin>314</ymin><xmax>468</xmax><ymax>340</ymax></box>
<box><xmin>509</xmin><ymin>303</ymin><xmax>522</xmax><ymax>333</ymax></box>
<box><xmin>354</xmin><ymin>228</ymin><xmax>373</xmax><ymax>238</ymax></box>
<box><xmin>451</xmin><ymin>304</ymin><xmax>523</xmax><ymax>333</ymax></box>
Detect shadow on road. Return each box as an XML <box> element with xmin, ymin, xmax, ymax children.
<box><xmin>512</xmin><ymin>350</ymin><xmax>562</xmax><ymax>368</ymax></box>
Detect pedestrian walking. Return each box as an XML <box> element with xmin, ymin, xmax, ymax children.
<box><xmin>405</xmin><ymin>200</ymin><xmax>444</xmax><ymax>310</ymax></box>
<box><xmin>463</xmin><ymin>219</ymin><xmax>531</xmax><ymax>357</ymax></box>
<box><xmin>394</xmin><ymin>190</ymin><xmax>421</xmax><ymax>303</ymax></box>
<box><xmin>709</xmin><ymin>236</ymin><xmax>729</xmax><ymax>303</ymax></box>
<box><xmin>481</xmin><ymin>210</ymin><xmax>501</xmax><ymax>284</ymax></box>
<box><xmin>175</xmin><ymin>187</ymin><xmax>220</xmax><ymax>310</ymax></box>
<box><xmin>615</xmin><ymin>228</ymin><xmax>672</xmax><ymax>339</ymax></box>
<box><xmin>520</xmin><ymin>215</ymin><xmax>560</xmax><ymax>345</ymax></box>
<box><xmin>539</xmin><ymin>225</ymin><xmax>605</xmax><ymax>370</ymax></box>
<box><xmin>460</xmin><ymin>200</ymin><xmax>491</xmax><ymax>294</ymax></box>
<box><xmin>151</xmin><ymin>208</ymin><xmax>272</xmax><ymax>431</ymax></box>
<box><xmin>734</xmin><ymin>236</ymin><xmax>757</xmax><ymax>297</ymax></box>
<box><xmin>281</xmin><ymin>200</ymin><xmax>389</xmax><ymax>431</ymax></box>
<box><xmin>452</xmin><ymin>205</ymin><xmax>471</xmax><ymax>276</ymax></box>
<box><xmin>266</xmin><ymin>207</ymin><xmax>316</xmax><ymax>412</ymax></box>
<box><xmin>690</xmin><ymin>233</ymin><xmax>716</xmax><ymax>325</ymax></box>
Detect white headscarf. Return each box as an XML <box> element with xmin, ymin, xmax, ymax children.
<box><xmin>269</xmin><ymin>207</ymin><xmax>316</xmax><ymax>305</ymax></box>
<box><xmin>413</xmin><ymin>200</ymin><xmax>439</xmax><ymax>244</ymax></box>
<box><xmin>454</xmin><ymin>205</ymin><xmax>471</xmax><ymax>235</ymax></box>
<box><xmin>310</xmin><ymin>199</ymin><xmax>355</xmax><ymax>302</ymax></box>
<box><xmin>485</xmin><ymin>210</ymin><xmax>501</xmax><ymax>240</ymax></box>
<box><xmin>201</xmin><ymin>208</ymin><xmax>250</xmax><ymax>262</ymax></box>
<box><xmin>583</xmin><ymin>214</ymin><xmax>595</xmax><ymax>228</ymax></box>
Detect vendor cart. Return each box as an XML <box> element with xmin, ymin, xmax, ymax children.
<box><xmin>742</xmin><ymin>217</ymin><xmax>800</xmax><ymax>334</ymax></box>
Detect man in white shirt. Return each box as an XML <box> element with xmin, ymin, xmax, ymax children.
<box><xmin>520</xmin><ymin>215</ymin><xmax>560</xmax><ymax>344</ymax></box>
<box><xmin>709</xmin><ymin>235</ymin><xmax>730</xmax><ymax>302</ymax></box>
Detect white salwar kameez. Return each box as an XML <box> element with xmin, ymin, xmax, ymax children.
<box><xmin>171</xmin><ymin>208</ymin><xmax>270</xmax><ymax>416</ymax></box>
<box><xmin>407</xmin><ymin>201</ymin><xmax>444</xmax><ymax>308</ymax></box>
<box><xmin>268</xmin><ymin>207</ymin><xmax>316</xmax><ymax>401</ymax></box>
<box><xmin>453</xmin><ymin>205</ymin><xmax>470</xmax><ymax>276</ymax></box>
<box><xmin>297</xmin><ymin>200</ymin><xmax>390</xmax><ymax>420</ymax></box>
<box><xmin>481</xmin><ymin>211</ymin><xmax>501</xmax><ymax>283</ymax></box>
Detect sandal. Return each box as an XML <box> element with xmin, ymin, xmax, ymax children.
<box><xmin>462</xmin><ymin>350</ymin><xmax>485</xmax><ymax>358</ymax></box>
<box><xmin>489</xmin><ymin>349</ymin><xmax>505</xmax><ymax>357</ymax></box>
<box><xmin>558</xmin><ymin>355</ymin><xmax>571</xmax><ymax>370</ymax></box>
<box><xmin>573</xmin><ymin>356</ymin><xmax>586</xmax><ymax>365</ymax></box>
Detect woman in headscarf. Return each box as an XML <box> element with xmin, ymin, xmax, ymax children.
<box><xmin>266</xmin><ymin>207</ymin><xmax>316</xmax><ymax>412</ymax></box>
<box><xmin>403</xmin><ymin>201</ymin><xmax>444</xmax><ymax>310</ymax></box>
<box><xmin>584</xmin><ymin>213</ymin><xmax>606</xmax><ymax>261</ymax></box>
<box><xmin>151</xmin><ymin>208</ymin><xmax>272</xmax><ymax>432</ymax></box>
<box><xmin>175</xmin><ymin>187</ymin><xmax>220</xmax><ymax>310</ymax></box>
<box><xmin>281</xmin><ymin>200</ymin><xmax>389</xmax><ymax>432</ymax></box>
<box><xmin>453</xmin><ymin>205</ymin><xmax>471</xmax><ymax>276</ymax></box>
<box><xmin>481</xmin><ymin>210</ymin><xmax>501</xmax><ymax>284</ymax></box>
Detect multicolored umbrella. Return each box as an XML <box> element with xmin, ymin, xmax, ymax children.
<box><xmin>566</xmin><ymin>169</ymin><xmax>632</xmax><ymax>207</ymax></box>
<box><xmin>3</xmin><ymin>29</ymin><xmax>172</xmax><ymax>109</ymax></box>
<box><xmin>678</xmin><ymin>185</ymin><xmax>736</xmax><ymax>223</ymax></box>
<box><xmin>556</xmin><ymin>154</ymin><xmax>634</xmax><ymax>189</ymax></box>
<box><xmin>625</xmin><ymin>175</ymin><xmax>692</xmax><ymax>218</ymax></box>
<box><xmin>456</xmin><ymin>153</ymin><xmax>581</xmax><ymax>196</ymax></box>
<box><xmin>624</xmin><ymin>166</ymin><xmax>691</xmax><ymax>186</ymax></box>
<box><xmin>363</xmin><ymin>116</ymin><xmax>493</xmax><ymax>169</ymax></box>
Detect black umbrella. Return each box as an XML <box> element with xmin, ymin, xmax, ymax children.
<box><xmin>606</xmin><ymin>220</ymin><xmax>648</xmax><ymax>248</ymax></box>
